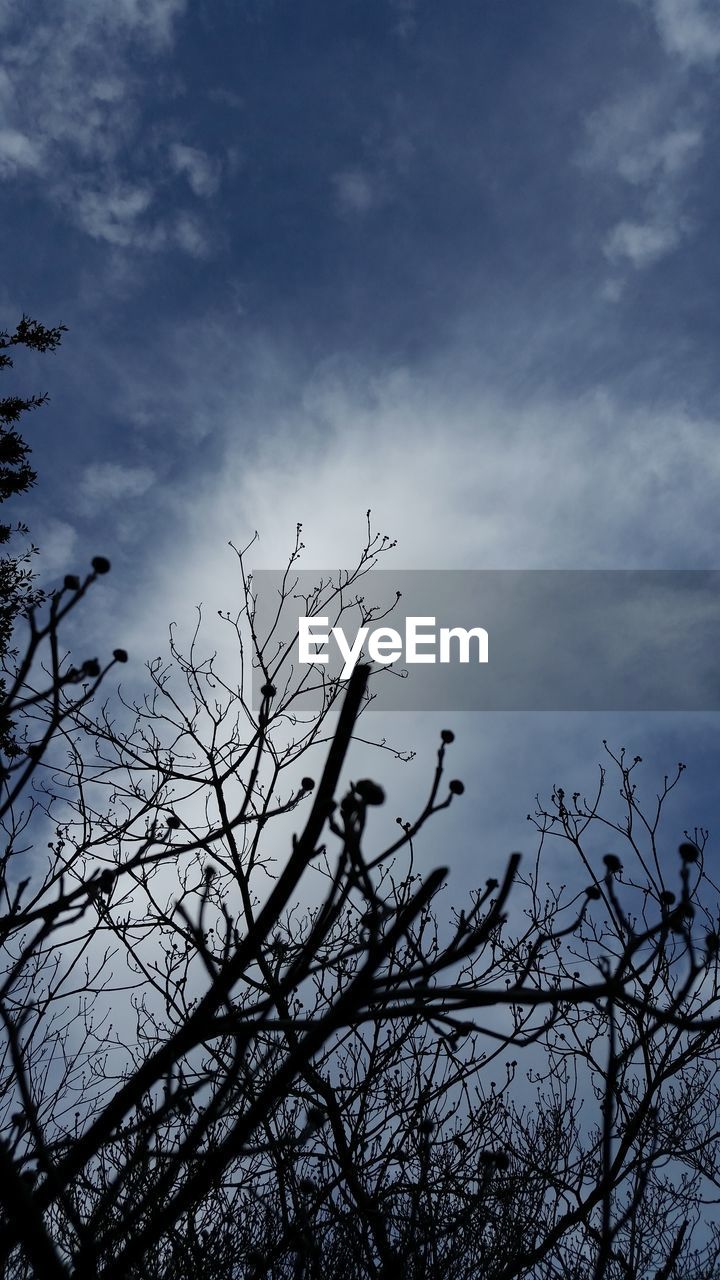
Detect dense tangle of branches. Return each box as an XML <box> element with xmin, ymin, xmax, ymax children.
<box><xmin>0</xmin><ymin>524</ymin><xmax>719</xmax><ymax>1279</ymax></box>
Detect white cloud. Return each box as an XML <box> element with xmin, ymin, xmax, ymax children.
<box><xmin>582</xmin><ymin>81</ymin><xmax>704</xmax><ymax>278</ymax></box>
<box><xmin>90</xmin><ymin>77</ymin><xmax>127</xmax><ymax>104</ymax></box>
<box><xmin>172</xmin><ymin>212</ymin><xmax>210</xmax><ymax>256</ymax></box>
<box><xmin>603</xmin><ymin>217</ymin><xmax>683</xmax><ymax>268</ymax></box>
<box><xmin>112</xmin><ymin>355</ymin><xmax>720</xmax><ymax>663</ymax></box>
<box><xmin>583</xmin><ymin>87</ymin><xmax>665</xmax><ymax>173</ymax></box>
<box><xmin>646</xmin><ymin>125</ymin><xmax>703</xmax><ymax>175</ymax></box>
<box><xmin>117</xmin><ymin>0</ymin><xmax>186</xmax><ymax>46</ymax></box>
<box><xmin>0</xmin><ymin>127</ymin><xmax>43</xmax><ymax>177</ymax></box>
<box><xmin>72</xmin><ymin>350</ymin><xmax>718</xmax><ymax>912</ymax></box>
<box><xmin>650</xmin><ymin>0</ymin><xmax>720</xmax><ymax>65</ymax></box>
<box><xmin>583</xmin><ymin>0</ymin><xmax>720</xmax><ymax>284</ymax></box>
<box><xmin>69</xmin><ymin>184</ymin><xmax>213</xmax><ymax>255</ymax></box>
<box><xmin>0</xmin><ymin>0</ymin><xmax>213</xmax><ymax>257</ymax></box>
<box><xmin>78</xmin><ymin>463</ymin><xmax>155</xmax><ymax>515</ymax></box>
<box><xmin>332</xmin><ymin>168</ymin><xmax>384</xmax><ymax>216</ymax></box>
<box><xmin>169</xmin><ymin>143</ymin><xmax>221</xmax><ymax>198</ymax></box>
<box><xmin>207</xmin><ymin>86</ymin><xmax>243</xmax><ymax>110</ymax></box>
<box><xmin>73</xmin><ymin>185</ymin><xmax>156</xmax><ymax>248</ymax></box>
<box><xmin>615</xmin><ymin>125</ymin><xmax>702</xmax><ymax>185</ymax></box>
<box><xmin>65</xmin><ymin>337</ymin><xmax>720</xmax><ymax>922</ymax></box>
<box><xmin>390</xmin><ymin>0</ymin><xmax>417</xmax><ymax>41</ymax></box>
<box><xmin>33</xmin><ymin>518</ymin><xmax>78</xmax><ymax>582</ymax></box>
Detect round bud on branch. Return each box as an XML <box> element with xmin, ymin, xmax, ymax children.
<box><xmin>354</xmin><ymin>779</ymin><xmax>385</xmax><ymax>805</ymax></box>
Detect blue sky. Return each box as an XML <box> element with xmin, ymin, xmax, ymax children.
<box><xmin>2</xmin><ymin>0</ymin><xmax>720</xmax><ymax>899</ymax></box>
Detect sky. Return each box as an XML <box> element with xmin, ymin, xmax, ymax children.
<box><xmin>2</xmin><ymin>0</ymin><xmax>720</xmax><ymax>905</ymax></box>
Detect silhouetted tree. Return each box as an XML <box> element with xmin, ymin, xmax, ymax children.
<box><xmin>0</xmin><ymin>522</ymin><xmax>719</xmax><ymax>1279</ymax></box>
<box><xmin>0</xmin><ymin>315</ymin><xmax>66</xmax><ymax>755</ymax></box>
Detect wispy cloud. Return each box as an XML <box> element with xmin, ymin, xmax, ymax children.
<box><xmin>0</xmin><ymin>0</ymin><xmax>221</xmax><ymax>256</ymax></box>
<box><xmin>0</xmin><ymin>125</ymin><xmax>44</xmax><ymax>177</ymax></box>
<box><xmin>116</xmin><ymin>345</ymin><xmax>720</xmax><ymax>612</ymax></box>
<box><xmin>582</xmin><ymin>2</ymin><xmax>718</xmax><ymax>288</ymax></box>
<box><xmin>389</xmin><ymin>0</ymin><xmax>418</xmax><ymax>41</ymax></box>
<box><xmin>78</xmin><ymin>462</ymin><xmax>155</xmax><ymax>515</ymax></box>
<box><xmin>169</xmin><ymin>144</ymin><xmax>221</xmax><ymax>198</ymax></box>
<box><xmin>584</xmin><ymin>88</ymin><xmax>702</xmax><ymax>186</ymax></box>
<box><xmin>603</xmin><ymin>218</ymin><xmax>685</xmax><ymax>270</ymax></box>
<box><xmin>31</xmin><ymin>517</ymin><xmax>78</xmax><ymax>583</ymax></box>
<box><xmin>332</xmin><ymin>168</ymin><xmax>386</xmax><ymax>217</ymax></box>
<box><xmin>649</xmin><ymin>0</ymin><xmax>720</xmax><ymax>66</ymax></box>
<box><xmin>73</xmin><ymin>185</ymin><xmax>156</xmax><ymax>248</ymax></box>
<box><xmin>582</xmin><ymin>90</ymin><xmax>700</xmax><ymax>281</ymax></box>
